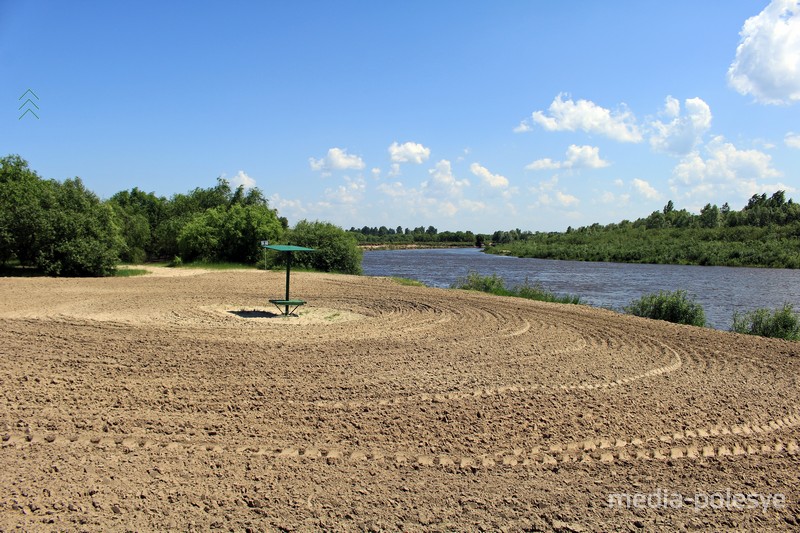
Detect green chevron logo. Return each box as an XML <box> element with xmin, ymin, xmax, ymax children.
<box><xmin>18</xmin><ymin>89</ymin><xmax>39</xmax><ymax>120</ymax></box>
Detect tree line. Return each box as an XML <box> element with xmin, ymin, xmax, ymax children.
<box><xmin>0</xmin><ymin>155</ymin><xmax>361</xmax><ymax>276</ymax></box>
<box><xmin>486</xmin><ymin>191</ymin><xmax>800</xmax><ymax>268</ymax></box>
<box><xmin>347</xmin><ymin>225</ymin><xmax>480</xmax><ymax>245</ymax></box>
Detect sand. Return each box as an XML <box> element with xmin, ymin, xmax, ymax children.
<box><xmin>0</xmin><ymin>267</ymin><xmax>798</xmax><ymax>531</ymax></box>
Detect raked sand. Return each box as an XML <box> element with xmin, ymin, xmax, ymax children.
<box><xmin>1</xmin><ymin>268</ymin><xmax>798</xmax><ymax>530</ymax></box>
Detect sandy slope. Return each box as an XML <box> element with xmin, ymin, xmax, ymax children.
<box><xmin>0</xmin><ymin>269</ymin><xmax>798</xmax><ymax>531</ymax></box>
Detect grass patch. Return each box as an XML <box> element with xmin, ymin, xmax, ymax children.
<box><xmin>451</xmin><ymin>271</ymin><xmax>582</xmax><ymax>305</ymax></box>
<box><xmin>114</xmin><ymin>268</ymin><xmax>149</xmax><ymax>277</ymax></box>
<box><xmin>731</xmin><ymin>304</ymin><xmax>800</xmax><ymax>340</ymax></box>
<box><xmin>389</xmin><ymin>277</ymin><xmax>426</xmax><ymax>287</ymax></box>
<box><xmin>624</xmin><ymin>290</ymin><xmax>706</xmax><ymax>327</ymax></box>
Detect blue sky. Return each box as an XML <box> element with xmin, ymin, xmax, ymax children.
<box><xmin>1</xmin><ymin>0</ymin><xmax>799</xmax><ymax>233</ymax></box>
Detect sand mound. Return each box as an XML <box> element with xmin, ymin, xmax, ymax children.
<box><xmin>1</xmin><ymin>271</ymin><xmax>798</xmax><ymax>530</ymax></box>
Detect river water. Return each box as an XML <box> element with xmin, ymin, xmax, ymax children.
<box><xmin>361</xmin><ymin>247</ymin><xmax>800</xmax><ymax>330</ymax></box>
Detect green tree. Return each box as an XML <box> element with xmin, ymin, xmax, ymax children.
<box><xmin>698</xmin><ymin>203</ymin><xmax>720</xmax><ymax>228</ymax></box>
<box><xmin>286</xmin><ymin>220</ymin><xmax>362</xmax><ymax>274</ymax></box>
<box><xmin>0</xmin><ymin>155</ymin><xmax>49</xmax><ymax>265</ymax></box>
<box><xmin>36</xmin><ymin>178</ymin><xmax>123</xmax><ymax>276</ymax></box>
<box><xmin>177</xmin><ymin>203</ymin><xmax>283</xmax><ymax>262</ymax></box>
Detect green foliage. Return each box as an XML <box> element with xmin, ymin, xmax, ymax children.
<box><xmin>0</xmin><ymin>155</ymin><xmax>49</xmax><ymax>265</ymax></box>
<box><xmin>347</xmin><ymin>225</ymin><xmax>478</xmax><ymax>246</ymax></box>
<box><xmin>451</xmin><ymin>271</ymin><xmax>582</xmax><ymax>305</ymax></box>
<box><xmin>731</xmin><ymin>304</ymin><xmax>800</xmax><ymax>340</ymax></box>
<box><xmin>108</xmin><ymin>187</ymin><xmax>167</xmax><ymax>262</ymax></box>
<box><xmin>35</xmin><ymin>178</ymin><xmax>123</xmax><ymax>276</ymax></box>
<box><xmin>487</xmin><ymin>192</ymin><xmax>800</xmax><ymax>268</ymax></box>
<box><xmin>624</xmin><ymin>290</ymin><xmax>706</xmax><ymax>327</ymax></box>
<box><xmin>389</xmin><ymin>277</ymin><xmax>426</xmax><ymax>286</ymax></box>
<box><xmin>1</xmin><ymin>156</ymin><xmax>122</xmax><ymax>276</ymax></box>
<box><xmin>152</xmin><ymin>178</ymin><xmax>278</xmax><ymax>260</ymax></box>
<box><xmin>177</xmin><ymin>203</ymin><xmax>283</xmax><ymax>263</ymax></box>
<box><xmin>168</xmin><ymin>255</ymin><xmax>183</xmax><ymax>267</ymax></box>
<box><xmin>114</xmin><ymin>268</ymin><xmax>149</xmax><ymax>277</ymax></box>
<box><xmin>286</xmin><ymin>220</ymin><xmax>363</xmax><ymax>274</ymax></box>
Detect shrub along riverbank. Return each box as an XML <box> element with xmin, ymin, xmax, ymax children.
<box><xmin>485</xmin><ymin>193</ymin><xmax>800</xmax><ymax>269</ymax></box>
<box><xmin>451</xmin><ymin>274</ymin><xmax>798</xmax><ymax>341</ymax></box>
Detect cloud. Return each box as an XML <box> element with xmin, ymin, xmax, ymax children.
<box><xmin>376</xmin><ymin>181</ymin><xmax>408</xmax><ymax>197</ymax></box>
<box><xmin>555</xmin><ymin>191</ymin><xmax>579</xmax><ymax>206</ymax></box>
<box><xmin>525</xmin><ymin>158</ymin><xmax>561</xmax><ymax>171</ymax></box>
<box><xmin>309</xmin><ymin>147</ymin><xmax>365</xmax><ymax>172</ymax></box>
<box><xmin>324</xmin><ymin>176</ymin><xmax>366</xmax><ymax>205</ymax></box>
<box><xmin>649</xmin><ymin>96</ymin><xmax>712</xmax><ymax>155</ymax></box>
<box><xmin>596</xmin><ymin>191</ymin><xmax>631</xmax><ymax>206</ymax></box>
<box><xmin>459</xmin><ymin>198</ymin><xmax>487</xmax><ymax>212</ymax></box>
<box><xmin>526</xmin><ymin>93</ymin><xmax>642</xmax><ymax>142</ymax></box>
<box><xmin>786</xmin><ymin>131</ymin><xmax>800</xmax><ymax>148</ymax></box>
<box><xmin>631</xmin><ymin>178</ymin><xmax>662</xmax><ymax>200</ymax></box>
<box><xmin>376</xmin><ymin>179</ymin><xmax>481</xmax><ymax>219</ymax></box>
<box><xmin>513</xmin><ymin>121</ymin><xmax>532</xmax><ymax>133</ymax></box>
<box><xmin>371</xmin><ymin>167</ymin><xmax>381</xmax><ymax>179</ymax></box>
<box><xmin>670</xmin><ymin>136</ymin><xmax>786</xmax><ymax>202</ymax></box>
<box><xmin>229</xmin><ymin>170</ymin><xmax>256</xmax><ymax>190</ymax></box>
<box><xmin>389</xmin><ymin>141</ymin><xmax>431</xmax><ymax>164</ymax></box>
<box><xmin>526</xmin><ymin>144</ymin><xmax>610</xmax><ymax>170</ymax></box>
<box><xmin>728</xmin><ymin>0</ymin><xmax>800</xmax><ymax>105</ymax></box>
<box><xmin>469</xmin><ymin>163</ymin><xmax>509</xmax><ymax>188</ymax></box>
<box><xmin>423</xmin><ymin>159</ymin><xmax>470</xmax><ymax>196</ymax></box>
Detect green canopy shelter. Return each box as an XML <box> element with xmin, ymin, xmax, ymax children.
<box><xmin>264</xmin><ymin>244</ymin><xmax>315</xmax><ymax>316</ymax></box>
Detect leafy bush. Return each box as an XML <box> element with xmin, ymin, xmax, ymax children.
<box><xmin>731</xmin><ymin>304</ymin><xmax>800</xmax><ymax>340</ymax></box>
<box><xmin>177</xmin><ymin>203</ymin><xmax>283</xmax><ymax>263</ymax></box>
<box><xmin>285</xmin><ymin>220</ymin><xmax>362</xmax><ymax>274</ymax></box>
<box><xmin>452</xmin><ymin>271</ymin><xmax>506</xmax><ymax>293</ymax></box>
<box><xmin>451</xmin><ymin>271</ymin><xmax>581</xmax><ymax>304</ymax></box>
<box><xmin>168</xmin><ymin>255</ymin><xmax>183</xmax><ymax>267</ymax></box>
<box><xmin>624</xmin><ymin>290</ymin><xmax>706</xmax><ymax>326</ymax></box>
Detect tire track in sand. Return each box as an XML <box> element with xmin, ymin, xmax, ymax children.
<box><xmin>307</xmin><ymin>339</ymin><xmax>683</xmax><ymax>410</ymax></box>
<box><xmin>4</xmin><ymin>409</ymin><xmax>797</xmax><ymax>470</ymax></box>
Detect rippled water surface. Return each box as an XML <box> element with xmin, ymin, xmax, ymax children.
<box><xmin>362</xmin><ymin>248</ymin><xmax>800</xmax><ymax>330</ymax></box>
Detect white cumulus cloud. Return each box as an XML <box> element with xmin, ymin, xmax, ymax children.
<box><xmin>728</xmin><ymin>0</ymin><xmax>800</xmax><ymax>105</ymax></box>
<box><xmin>527</xmin><ymin>93</ymin><xmax>642</xmax><ymax>142</ymax></box>
<box><xmin>229</xmin><ymin>170</ymin><xmax>256</xmax><ymax>190</ymax></box>
<box><xmin>309</xmin><ymin>147</ymin><xmax>365</xmax><ymax>172</ymax></box>
<box><xmin>555</xmin><ymin>191</ymin><xmax>579</xmax><ymax>206</ymax></box>
<box><xmin>470</xmin><ymin>163</ymin><xmax>509</xmax><ymax>188</ymax></box>
<box><xmin>513</xmin><ymin>121</ymin><xmax>532</xmax><ymax>133</ymax></box>
<box><xmin>324</xmin><ymin>176</ymin><xmax>365</xmax><ymax>205</ymax></box>
<box><xmin>631</xmin><ymin>178</ymin><xmax>662</xmax><ymax>200</ymax></box>
<box><xmin>670</xmin><ymin>136</ymin><xmax>786</xmax><ymax>203</ymax></box>
<box><xmin>389</xmin><ymin>141</ymin><xmax>431</xmax><ymax>164</ymax></box>
<box><xmin>423</xmin><ymin>159</ymin><xmax>470</xmax><ymax>196</ymax></box>
<box><xmin>786</xmin><ymin>131</ymin><xmax>800</xmax><ymax>147</ymax></box>
<box><xmin>526</xmin><ymin>144</ymin><xmax>610</xmax><ymax>170</ymax></box>
<box><xmin>649</xmin><ymin>96</ymin><xmax>712</xmax><ymax>155</ymax></box>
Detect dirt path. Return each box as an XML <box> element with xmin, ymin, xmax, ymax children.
<box><xmin>1</xmin><ymin>270</ymin><xmax>798</xmax><ymax>531</ymax></box>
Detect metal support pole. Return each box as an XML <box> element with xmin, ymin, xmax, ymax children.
<box><xmin>284</xmin><ymin>252</ymin><xmax>291</xmax><ymax>315</ymax></box>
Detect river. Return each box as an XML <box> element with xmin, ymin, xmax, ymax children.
<box><xmin>361</xmin><ymin>247</ymin><xmax>800</xmax><ymax>330</ymax></box>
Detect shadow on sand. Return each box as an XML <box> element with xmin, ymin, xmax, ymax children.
<box><xmin>228</xmin><ymin>309</ymin><xmax>284</xmax><ymax>319</ymax></box>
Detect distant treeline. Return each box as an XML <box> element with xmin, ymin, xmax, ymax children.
<box><xmin>486</xmin><ymin>192</ymin><xmax>800</xmax><ymax>268</ymax></box>
<box><xmin>347</xmin><ymin>225</ymin><xmax>482</xmax><ymax>246</ymax></box>
<box><xmin>0</xmin><ymin>155</ymin><xmax>361</xmax><ymax>276</ymax></box>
